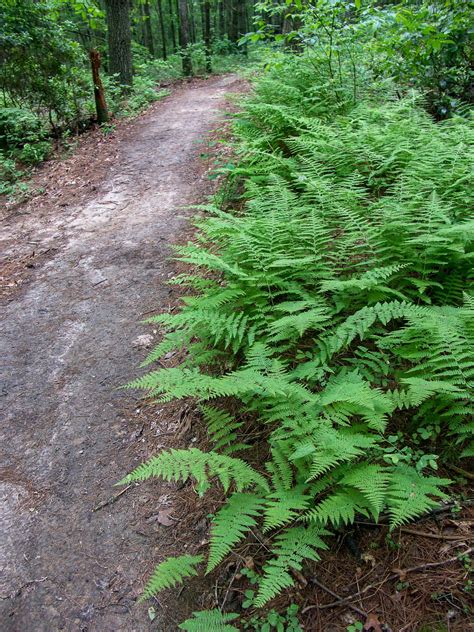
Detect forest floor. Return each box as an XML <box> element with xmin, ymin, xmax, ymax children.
<box><xmin>0</xmin><ymin>74</ymin><xmax>243</xmax><ymax>632</ymax></box>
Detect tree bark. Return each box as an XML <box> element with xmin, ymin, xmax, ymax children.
<box><xmin>168</xmin><ymin>0</ymin><xmax>177</xmax><ymax>51</ymax></box>
<box><xmin>228</xmin><ymin>0</ymin><xmax>246</xmax><ymax>48</ymax></box>
<box><xmin>90</xmin><ymin>49</ymin><xmax>109</xmax><ymax>124</ymax></box>
<box><xmin>104</xmin><ymin>0</ymin><xmax>133</xmax><ymax>88</ymax></box>
<box><xmin>218</xmin><ymin>0</ymin><xmax>225</xmax><ymax>39</ymax></box>
<box><xmin>138</xmin><ymin>3</ymin><xmax>147</xmax><ymax>47</ymax></box>
<box><xmin>177</xmin><ymin>0</ymin><xmax>193</xmax><ymax>76</ymax></box>
<box><xmin>228</xmin><ymin>0</ymin><xmax>238</xmax><ymax>43</ymax></box>
<box><xmin>157</xmin><ymin>0</ymin><xmax>168</xmax><ymax>59</ymax></box>
<box><xmin>188</xmin><ymin>0</ymin><xmax>196</xmax><ymax>44</ymax></box>
<box><xmin>240</xmin><ymin>0</ymin><xmax>248</xmax><ymax>55</ymax></box>
<box><xmin>143</xmin><ymin>0</ymin><xmax>155</xmax><ymax>56</ymax></box>
<box><xmin>203</xmin><ymin>0</ymin><xmax>212</xmax><ymax>73</ymax></box>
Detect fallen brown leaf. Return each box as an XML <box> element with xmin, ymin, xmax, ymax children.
<box><xmin>363</xmin><ymin>613</ymin><xmax>383</xmax><ymax>632</ymax></box>
<box><xmin>156</xmin><ymin>508</ymin><xmax>177</xmax><ymax>526</ymax></box>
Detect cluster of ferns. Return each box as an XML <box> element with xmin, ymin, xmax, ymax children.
<box><xmin>121</xmin><ymin>48</ymin><xmax>473</xmax><ymax>629</ymax></box>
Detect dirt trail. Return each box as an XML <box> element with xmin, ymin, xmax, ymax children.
<box><xmin>0</xmin><ymin>75</ymin><xmax>240</xmax><ymax>632</ymax></box>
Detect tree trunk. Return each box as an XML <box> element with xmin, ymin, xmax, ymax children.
<box><xmin>168</xmin><ymin>0</ymin><xmax>177</xmax><ymax>51</ymax></box>
<box><xmin>157</xmin><ymin>0</ymin><xmax>168</xmax><ymax>60</ymax></box>
<box><xmin>138</xmin><ymin>3</ymin><xmax>146</xmax><ymax>47</ymax></box>
<box><xmin>203</xmin><ymin>0</ymin><xmax>212</xmax><ymax>73</ymax></box>
<box><xmin>105</xmin><ymin>0</ymin><xmax>133</xmax><ymax>88</ymax></box>
<box><xmin>90</xmin><ymin>49</ymin><xmax>109</xmax><ymax>124</ymax></box>
<box><xmin>228</xmin><ymin>0</ymin><xmax>246</xmax><ymax>47</ymax></box>
<box><xmin>188</xmin><ymin>0</ymin><xmax>196</xmax><ymax>44</ymax></box>
<box><xmin>143</xmin><ymin>0</ymin><xmax>155</xmax><ymax>56</ymax></box>
<box><xmin>218</xmin><ymin>0</ymin><xmax>225</xmax><ymax>39</ymax></box>
<box><xmin>177</xmin><ymin>0</ymin><xmax>193</xmax><ymax>76</ymax></box>
<box><xmin>240</xmin><ymin>0</ymin><xmax>248</xmax><ymax>55</ymax></box>
<box><xmin>228</xmin><ymin>0</ymin><xmax>239</xmax><ymax>43</ymax></box>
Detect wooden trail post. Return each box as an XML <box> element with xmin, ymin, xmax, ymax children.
<box><xmin>89</xmin><ymin>49</ymin><xmax>109</xmax><ymax>125</ymax></box>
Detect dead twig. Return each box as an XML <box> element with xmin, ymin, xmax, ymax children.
<box><xmin>221</xmin><ymin>563</ymin><xmax>241</xmax><ymax>610</ymax></box>
<box><xmin>92</xmin><ymin>484</ymin><xmax>132</xmax><ymax>512</ymax></box>
<box><xmin>396</xmin><ymin>547</ymin><xmax>472</xmax><ymax>575</ymax></box>
<box><xmin>92</xmin><ymin>278</ymin><xmax>108</xmax><ymax>287</ymax></box>
<box><xmin>303</xmin><ymin>547</ymin><xmax>472</xmax><ymax>614</ymax></box>
<box><xmin>446</xmin><ymin>464</ymin><xmax>474</xmax><ymax>481</ymax></box>
<box><xmin>307</xmin><ymin>577</ymin><xmax>367</xmax><ymax>617</ymax></box>
<box><xmin>399</xmin><ymin>527</ymin><xmax>473</xmax><ymax>541</ymax></box>
<box><xmin>1</xmin><ymin>576</ymin><xmax>50</xmax><ymax>601</ymax></box>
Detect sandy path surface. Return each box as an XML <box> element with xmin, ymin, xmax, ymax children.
<box><xmin>0</xmin><ymin>74</ymin><xmax>239</xmax><ymax>632</ymax></box>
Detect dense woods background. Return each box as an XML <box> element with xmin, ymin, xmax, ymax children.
<box><xmin>0</xmin><ymin>0</ymin><xmax>261</xmax><ymax>196</ymax></box>
<box><xmin>2</xmin><ymin>1</ymin><xmax>472</xmax><ymax>171</ymax></box>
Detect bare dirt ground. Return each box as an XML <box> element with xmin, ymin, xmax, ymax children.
<box><xmin>0</xmin><ymin>74</ymin><xmax>241</xmax><ymax>632</ymax></box>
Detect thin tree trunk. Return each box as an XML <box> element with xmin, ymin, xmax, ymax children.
<box><xmin>157</xmin><ymin>0</ymin><xmax>167</xmax><ymax>59</ymax></box>
<box><xmin>105</xmin><ymin>0</ymin><xmax>133</xmax><ymax>88</ymax></box>
<box><xmin>143</xmin><ymin>0</ymin><xmax>155</xmax><ymax>56</ymax></box>
<box><xmin>138</xmin><ymin>3</ymin><xmax>147</xmax><ymax>47</ymax></box>
<box><xmin>201</xmin><ymin>2</ymin><xmax>206</xmax><ymax>40</ymax></box>
<box><xmin>203</xmin><ymin>0</ymin><xmax>212</xmax><ymax>73</ymax></box>
<box><xmin>90</xmin><ymin>49</ymin><xmax>109</xmax><ymax>124</ymax></box>
<box><xmin>228</xmin><ymin>0</ymin><xmax>239</xmax><ymax>43</ymax></box>
<box><xmin>218</xmin><ymin>0</ymin><xmax>225</xmax><ymax>39</ymax></box>
<box><xmin>188</xmin><ymin>0</ymin><xmax>196</xmax><ymax>44</ymax></box>
<box><xmin>168</xmin><ymin>0</ymin><xmax>177</xmax><ymax>51</ymax></box>
<box><xmin>240</xmin><ymin>0</ymin><xmax>248</xmax><ymax>55</ymax></box>
<box><xmin>178</xmin><ymin>0</ymin><xmax>193</xmax><ymax>76</ymax></box>
<box><xmin>228</xmin><ymin>0</ymin><xmax>245</xmax><ymax>47</ymax></box>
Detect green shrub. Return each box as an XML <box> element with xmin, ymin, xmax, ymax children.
<box><xmin>123</xmin><ymin>48</ymin><xmax>473</xmax><ymax>626</ymax></box>
<box><xmin>252</xmin><ymin>1</ymin><xmax>473</xmax><ymax>119</ymax></box>
<box><xmin>141</xmin><ymin>58</ymin><xmax>182</xmax><ymax>83</ymax></box>
<box><xmin>0</xmin><ymin>2</ymin><xmax>89</xmax><ymax>125</ymax></box>
<box><xmin>15</xmin><ymin>140</ymin><xmax>51</xmax><ymax>165</ymax></box>
<box><xmin>365</xmin><ymin>0</ymin><xmax>474</xmax><ymax>118</ymax></box>
<box><xmin>0</xmin><ymin>150</ymin><xmax>22</xmax><ymax>188</ymax></box>
<box><xmin>121</xmin><ymin>74</ymin><xmax>169</xmax><ymax>116</ymax></box>
<box><xmin>0</xmin><ymin>107</ymin><xmax>46</xmax><ymax>150</ymax></box>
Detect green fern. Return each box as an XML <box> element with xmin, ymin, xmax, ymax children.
<box><xmin>120</xmin><ymin>448</ymin><xmax>268</xmax><ymax>493</ymax></box>
<box><xmin>254</xmin><ymin>526</ymin><xmax>329</xmax><ymax>607</ymax></box>
<box><xmin>386</xmin><ymin>465</ymin><xmax>451</xmax><ymax>528</ymax></box>
<box><xmin>178</xmin><ymin>610</ymin><xmax>239</xmax><ymax>632</ymax></box>
<box><xmin>263</xmin><ymin>486</ymin><xmax>311</xmax><ymax>532</ymax></box>
<box><xmin>340</xmin><ymin>464</ymin><xmax>391</xmax><ymax>520</ymax></box>
<box><xmin>123</xmin><ymin>43</ymin><xmax>473</xmax><ymax>624</ymax></box>
<box><xmin>200</xmin><ymin>405</ymin><xmax>248</xmax><ymax>454</ymax></box>
<box><xmin>304</xmin><ymin>489</ymin><xmax>370</xmax><ymax>527</ymax></box>
<box><xmin>207</xmin><ymin>493</ymin><xmax>265</xmax><ymax>572</ymax></box>
<box><xmin>141</xmin><ymin>555</ymin><xmax>203</xmax><ymax>601</ymax></box>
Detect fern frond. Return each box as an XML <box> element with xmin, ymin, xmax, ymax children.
<box><xmin>263</xmin><ymin>486</ymin><xmax>311</xmax><ymax>532</ymax></box>
<box><xmin>141</xmin><ymin>555</ymin><xmax>203</xmax><ymax>601</ymax></box>
<box><xmin>320</xmin><ymin>301</ymin><xmax>427</xmax><ymax>362</ymax></box>
<box><xmin>386</xmin><ymin>465</ymin><xmax>451</xmax><ymax>529</ymax></box>
<box><xmin>291</xmin><ymin>428</ymin><xmax>378</xmax><ymax>480</ymax></box>
<box><xmin>178</xmin><ymin>610</ymin><xmax>239</xmax><ymax>631</ymax></box>
<box><xmin>340</xmin><ymin>463</ymin><xmax>390</xmax><ymax>519</ymax></box>
<box><xmin>254</xmin><ymin>526</ymin><xmax>329</xmax><ymax>607</ymax></box>
<box><xmin>268</xmin><ymin>307</ymin><xmax>331</xmax><ymax>342</ymax></box>
<box><xmin>200</xmin><ymin>405</ymin><xmax>248</xmax><ymax>454</ymax></box>
<box><xmin>207</xmin><ymin>493</ymin><xmax>265</xmax><ymax>572</ymax></box>
<box><xmin>304</xmin><ymin>489</ymin><xmax>370</xmax><ymax>526</ymax></box>
<box><xmin>120</xmin><ymin>448</ymin><xmax>268</xmax><ymax>493</ymax></box>
<box><xmin>319</xmin><ymin>372</ymin><xmax>394</xmax><ymax>432</ymax></box>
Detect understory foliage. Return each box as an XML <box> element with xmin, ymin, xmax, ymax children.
<box><xmin>122</xmin><ymin>46</ymin><xmax>474</xmax><ymax>627</ymax></box>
